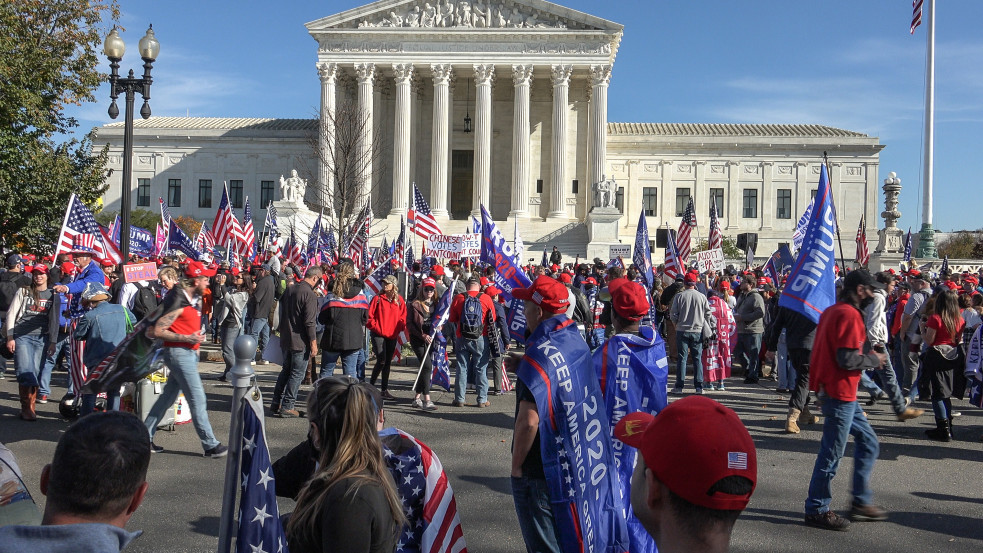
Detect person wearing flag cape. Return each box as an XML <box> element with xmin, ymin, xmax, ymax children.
<box><xmin>591</xmin><ymin>279</ymin><xmax>668</xmax><ymax>553</ymax></box>
<box><xmin>507</xmin><ymin>275</ymin><xmax>630</xmax><ymax>553</ymax></box>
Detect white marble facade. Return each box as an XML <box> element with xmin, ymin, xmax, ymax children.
<box><xmin>94</xmin><ymin>0</ymin><xmax>884</xmax><ymax>260</ymax></box>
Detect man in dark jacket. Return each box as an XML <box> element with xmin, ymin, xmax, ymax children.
<box><xmin>270</xmin><ymin>266</ymin><xmax>321</xmax><ymax>418</ymax></box>
<box><xmin>548</xmin><ymin>246</ymin><xmax>562</xmax><ymax>266</ymax></box>
<box><xmin>733</xmin><ymin>276</ymin><xmax>766</xmax><ymax>384</ymax></box>
<box><xmin>765</xmin><ymin>305</ymin><xmax>818</xmax><ymax>433</ymax></box>
<box><xmin>249</xmin><ymin>264</ymin><xmax>276</xmax><ymax>364</ymax></box>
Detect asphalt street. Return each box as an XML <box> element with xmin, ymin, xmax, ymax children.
<box><xmin>1</xmin><ymin>352</ymin><xmax>981</xmax><ymax>552</ymax></box>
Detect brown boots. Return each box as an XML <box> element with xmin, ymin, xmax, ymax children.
<box><xmin>786</xmin><ymin>405</ymin><xmax>822</xmax><ymax>434</ymax></box>
<box><xmin>18</xmin><ymin>385</ymin><xmax>38</xmax><ymax>421</ymax></box>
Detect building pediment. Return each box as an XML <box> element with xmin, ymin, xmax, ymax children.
<box><xmin>306</xmin><ymin>0</ymin><xmax>622</xmax><ymax>32</ymax></box>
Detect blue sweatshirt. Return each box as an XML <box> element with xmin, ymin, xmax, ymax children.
<box><xmin>0</xmin><ymin>522</ymin><xmax>141</xmax><ymax>553</ymax></box>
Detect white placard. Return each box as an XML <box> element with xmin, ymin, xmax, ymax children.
<box><xmin>427</xmin><ymin>233</ymin><xmax>481</xmax><ymax>260</ymax></box>
<box><xmin>609</xmin><ymin>244</ymin><xmax>632</xmax><ymax>259</ymax></box>
<box><xmin>696</xmin><ymin>248</ymin><xmax>725</xmax><ymax>272</ymax></box>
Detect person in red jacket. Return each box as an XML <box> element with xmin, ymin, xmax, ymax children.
<box><xmin>448</xmin><ymin>277</ymin><xmax>497</xmax><ymax>407</ymax></box>
<box><xmin>367</xmin><ymin>275</ymin><xmax>406</xmax><ymax>400</ymax></box>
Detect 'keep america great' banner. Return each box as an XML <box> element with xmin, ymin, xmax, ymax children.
<box><xmin>480</xmin><ymin>205</ymin><xmax>532</xmax><ymax>342</ymax></box>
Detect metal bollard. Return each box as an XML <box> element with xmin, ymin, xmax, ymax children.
<box><xmin>216</xmin><ymin>334</ymin><xmax>257</xmax><ymax>553</ymax></box>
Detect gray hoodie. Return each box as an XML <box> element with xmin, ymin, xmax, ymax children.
<box><xmin>0</xmin><ymin>522</ymin><xmax>141</xmax><ymax>553</ymax></box>
<box><xmin>734</xmin><ymin>291</ymin><xmax>766</xmax><ymax>334</ymax></box>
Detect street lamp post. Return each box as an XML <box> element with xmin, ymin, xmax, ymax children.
<box><xmin>104</xmin><ymin>25</ymin><xmax>160</xmax><ymax>262</ymax></box>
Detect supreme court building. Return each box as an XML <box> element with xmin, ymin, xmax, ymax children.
<box><xmin>95</xmin><ymin>0</ymin><xmax>884</xmax><ymax>261</ymax></box>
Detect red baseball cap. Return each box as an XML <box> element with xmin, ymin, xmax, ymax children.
<box><xmin>61</xmin><ymin>262</ymin><xmax>76</xmax><ymax>275</ymax></box>
<box><xmin>684</xmin><ymin>273</ymin><xmax>699</xmax><ymax>284</ymax></box>
<box><xmin>485</xmin><ymin>286</ymin><xmax>502</xmax><ymax>297</ymax></box>
<box><xmin>101</xmin><ymin>259</ymin><xmax>115</xmax><ymax>267</ymax></box>
<box><xmin>945</xmin><ymin>281</ymin><xmax>959</xmax><ymax>290</ymax></box>
<box><xmin>432</xmin><ymin>265</ymin><xmax>445</xmax><ymax>276</ymax></box>
<box><xmin>558</xmin><ymin>273</ymin><xmax>572</xmax><ymax>284</ymax></box>
<box><xmin>611</xmin><ymin>280</ymin><xmax>649</xmax><ymax>321</ymax></box>
<box><xmin>512</xmin><ymin>275</ymin><xmax>570</xmax><ymax>314</ymax></box>
<box><xmin>584</xmin><ymin>277</ymin><xmax>598</xmax><ymax>286</ymax></box>
<box><xmin>184</xmin><ymin>260</ymin><xmax>217</xmax><ymax>278</ymax></box>
<box><xmin>32</xmin><ymin>264</ymin><xmax>49</xmax><ymax>274</ymax></box>
<box><xmin>479</xmin><ymin>276</ymin><xmax>490</xmax><ymax>286</ymax></box>
<box><xmin>719</xmin><ymin>281</ymin><xmax>731</xmax><ymax>290</ymax></box>
<box><xmin>422</xmin><ymin>277</ymin><xmax>436</xmax><ymax>289</ymax></box>
<box><xmin>756</xmin><ymin>277</ymin><xmax>768</xmax><ymax>287</ymax></box>
<box><xmin>615</xmin><ymin>396</ymin><xmax>757</xmax><ymax>511</ymax></box>
<box><xmin>230</xmin><ymin>267</ymin><xmax>241</xmax><ymax>276</ymax></box>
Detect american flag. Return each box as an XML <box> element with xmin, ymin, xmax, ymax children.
<box><xmin>236</xmin><ymin>391</ymin><xmax>288</xmax><ymax>553</ymax></box>
<box><xmin>324</xmin><ymin>229</ymin><xmax>338</xmax><ymax>263</ymax></box>
<box><xmin>287</xmin><ymin>228</ymin><xmax>306</xmax><ymax>267</ymax></box>
<box><xmin>676</xmin><ymin>196</ymin><xmax>697</xmax><ymax>264</ymax></box>
<box><xmin>346</xmin><ymin>200</ymin><xmax>372</xmax><ymax>269</ymax></box>
<box><xmin>404</xmin><ymin>244</ymin><xmax>414</xmax><ymax>270</ymax></box>
<box><xmin>911</xmin><ymin>0</ymin><xmax>924</xmax><ymax>34</ymax></box>
<box><xmin>409</xmin><ymin>183</ymin><xmax>443</xmax><ymax>239</ymax></box>
<box><xmin>264</xmin><ymin>204</ymin><xmax>280</xmax><ymax>253</ymax></box>
<box><xmin>54</xmin><ymin>194</ymin><xmax>121</xmax><ymax>263</ymax></box>
<box><xmin>393</xmin><ymin>219</ymin><xmax>406</xmax><ymax>271</ymax></box>
<box><xmin>500</xmin><ymin>363</ymin><xmax>513</xmax><ymax>393</ymax></box>
<box><xmin>727</xmin><ymin>451</ymin><xmax>748</xmax><ymax>470</ymax></box>
<box><xmin>213</xmin><ymin>185</ymin><xmax>240</xmax><ymax>254</ymax></box>
<box><xmin>708</xmin><ymin>197</ymin><xmax>722</xmax><ymax>251</ymax></box>
<box><xmin>855</xmin><ymin>214</ymin><xmax>870</xmax><ymax>266</ymax></box>
<box><xmin>382</xmin><ymin>429</ymin><xmax>467</xmax><ymax>553</ymax></box>
<box><xmin>365</xmin><ymin>254</ymin><xmax>395</xmax><ymax>295</ymax></box>
<box><xmin>68</xmin><ymin>322</ymin><xmax>87</xmax><ymax>396</ymax></box>
<box><xmin>242</xmin><ymin>197</ymin><xmax>256</xmax><ymax>261</ymax></box>
<box><xmin>663</xmin><ymin>226</ymin><xmax>682</xmax><ymax>280</ymax></box>
<box><xmin>307</xmin><ymin>214</ymin><xmax>323</xmax><ymax>260</ymax></box>
<box><xmin>428</xmin><ymin>278</ymin><xmax>458</xmax><ymax>391</ymax></box>
<box><xmin>159</xmin><ymin>196</ymin><xmax>171</xmax><ymax>225</ymax></box>
<box><xmin>108</xmin><ymin>214</ymin><xmax>120</xmax><ymax>245</ymax></box>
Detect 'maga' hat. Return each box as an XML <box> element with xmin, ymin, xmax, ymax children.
<box><xmin>512</xmin><ymin>275</ymin><xmax>569</xmax><ymax>313</ymax></box>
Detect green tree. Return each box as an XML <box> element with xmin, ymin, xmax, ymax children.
<box><xmin>694</xmin><ymin>235</ymin><xmax>743</xmax><ymax>259</ymax></box>
<box><xmin>937</xmin><ymin>231</ymin><xmax>981</xmax><ymax>259</ymax></box>
<box><xmin>96</xmin><ymin>209</ymin><xmax>162</xmax><ymax>232</ymax></box>
<box><xmin>0</xmin><ymin>1</ymin><xmax>119</xmax><ymax>254</ymax></box>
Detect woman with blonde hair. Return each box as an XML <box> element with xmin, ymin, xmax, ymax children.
<box><xmin>286</xmin><ymin>376</ymin><xmax>405</xmax><ymax>552</ymax></box>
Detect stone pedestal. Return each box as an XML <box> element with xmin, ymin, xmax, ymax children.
<box><xmin>875</xmin><ymin>227</ymin><xmax>905</xmax><ymax>254</ymax></box>
<box><xmin>271</xmin><ymin>200</ymin><xmax>320</xmax><ymax>250</ymax></box>
<box><xmin>584</xmin><ymin>207</ymin><xmax>622</xmax><ymax>260</ymax></box>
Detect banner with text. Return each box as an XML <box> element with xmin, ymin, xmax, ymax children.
<box><xmin>427</xmin><ymin>233</ymin><xmax>481</xmax><ymax>260</ymax></box>
<box><xmin>696</xmin><ymin>248</ymin><xmax>725</xmax><ymax>272</ymax></box>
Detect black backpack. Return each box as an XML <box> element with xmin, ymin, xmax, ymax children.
<box><xmin>0</xmin><ymin>278</ymin><xmax>19</xmax><ymax>313</ymax></box>
<box><xmin>131</xmin><ymin>282</ymin><xmax>161</xmax><ymax>320</ymax></box>
<box><xmin>459</xmin><ymin>294</ymin><xmax>484</xmax><ymax>340</ymax></box>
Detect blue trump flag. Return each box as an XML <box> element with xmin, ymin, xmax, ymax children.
<box><xmin>903</xmin><ymin>227</ymin><xmax>912</xmax><ymax>262</ymax></box>
<box><xmin>167</xmin><ymin>218</ymin><xmax>202</xmax><ymax>260</ymax></box>
<box><xmin>778</xmin><ymin>164</ymin><xmax>837</xmax><ymax>323</ymax></box>
<box><xmin>632</xmin><ymin>211</ymin><xmax>653</xmax><ymax>290</ymax></box>
<box><xmin>592</xmin><ymin>326</ymin><xmax>668</xmax><ymax>553</ymax></box>
<box><xmin>480</xmin><ymin>205</ymin><xmax>533</xmax><ymax>341</ymax></box>
<box><xmin>518</xmin><ymin>315</ymin><xmax>631</xmax><ymax>553</ymax></box>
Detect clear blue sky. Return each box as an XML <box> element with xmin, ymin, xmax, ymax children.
<box><xmin>69</xmin><ymin>0</ymin><xmax>983</xmax><ymax>233</ymax></box>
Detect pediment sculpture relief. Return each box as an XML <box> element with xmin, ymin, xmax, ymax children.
<box><xmin>355</xmin><ymin>0</ymin><xmax>584</xmax><ymax>29</ymax></box>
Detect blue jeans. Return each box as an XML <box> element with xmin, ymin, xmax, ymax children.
<box><xmin>220</xmin><ymin>323</ymin><xmax>242</xmax><ymax>374</ymax></box>
<box><xmin>320</xmin><ymin>349</ymin><xmax>359</xmax><ymax>379</ymax></box>
<box><xmin>675</xmin><ymin>331</ymin><xmax>704</xmax><ymax>390</ymax></box>
<box><xmin>250</xmin><ymin>318</ymin><xmax>270</xmax><ymax>357</ymax></box>
<box><xmin>145</xmin><ymin>347</ymin><xmax>220</xmax><ymax>451</ymax></box>
<box><xmin>14</xmin><ymin>334</ymin><xmax>47</xmax><ymax>387</ymax></box>
<box><xmin>40</xmin><ymin>331</ymin><xmax>70</xmax><ymax>397</ymax></box>
<box><xmin>859</xmin><ymin>372</ymin><xmax>884</xmax><ymax>397</ymax></box>
<box><xmin>511</xmin><ymin>476</ymin><xmax>561</xmax><ymax>553</ymax></box>
<box><xmin>737</xmin><ymin>333</ymin><xmax>762</xmax><ymax>380</ymax></box>
<box><xmin>272</xmin><ymin>349</ymin><xmax>309</xmax><ymax>411</ymax></box>
<box><xmin>454</xmin><ymin>337</ymin><xmax>489</xmax><ymax>404</ymax></box>
<box><xmin>875</xmin><ymin>355</ymin><xmax>906</xmax><ymax>414</ymax></box>
<box><xmin>805</xmin><ymin>397</ymin><xmax>879</xmax><ymax>514</ymax></box>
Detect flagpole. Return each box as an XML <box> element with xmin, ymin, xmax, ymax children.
<box><xmin>822</xmin><ymin>153</ymin><xmax>848</xmax><ymax>275</ymax></box>
<box><xmin>916</xmin><ymin>0</ymin><xmax>937</xmax><ymax>258</ymax></box>
<box><xmin>411</xmin><ymin>277</ymin><xmax>458</xmax><ymax>389</ymax></box>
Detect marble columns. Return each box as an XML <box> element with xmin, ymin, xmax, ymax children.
<box><xmin>355</xmin><ymin>63</ymin><xmax>376</xmax><ymax>205</ymax></box>
<box><xmin>317</xmin><ymin>62</ymin><xmax>338</xmax><ymax>215</ymax></box>
<box><xmin>430</xmin><ymin>64</ymin><xmax>453</xmax><ymax>218</ymax></box>
<box><xmin>472</xmin><ymin>64</ymin><xmax>495</xmax><ymax>216</ymax></box>
<box><xmin>390</xmin><ymin>63</ymin><xmax>413</xmax><ymax>216</ymax></box>
<box><xmin>549</xmin><ymin>64</ymin><xmax>573</xmax><ymax>219</ymax></box>
<box><xmin>510</xmin><ymin>64</ymin><xmax>534</xmax><ymax>218</ymax></box>
<box><xmin>588</xmin><ymin>65</ymin><xmax>611</xmax><ymax>210</ymax></box>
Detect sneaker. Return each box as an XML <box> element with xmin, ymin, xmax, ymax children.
<box><xmin>204</xmin><ymin>444</ymin><xmax>229</xmax><ymax>458</ymax></box>
<box><xmin>37</xmin><ymin>394</ymin><xmax>49</xmax><ymax>404</ymax></box>
<box><xmin>952</xmin><ymin>411</ymin><xmax>962</xmax><ymax>417</ymax></box>
<box><xmin>896</xmin><ymin>407</ymin><xmax>924</xmax><ymax>421</ymax></box>
<box><xmin>718</xmin><ymin>382</ymin><xmax>726</xmax><ymax>391</ymax></box>
<box><xmin>451</xmin><ymin>400</ymin><xmax>464</xmax><ymax>407</ymax></box>
<box><xmin>275</xmin><ymin>409</ymin><xmax>301</xmax><ymax>418</ymax></box>
<box><xmin>804</xmin><ymin>511</ymin><xmax>851</xmax><ymax>531</ymax></box>
<box><xmin>694</xmin><ymin>388</ymin><xmax>705</xmax><ymax>395</ymax></box>
<box><xmin>381</xmin><ymin>390</ymin><xmax>396</xmax><ymax>401</ymax></box>
<box><xmin>423</xmin><ymin>401</ymin><xmax>437</xmax><ymax>411</ymax></box>
<box><xmin>150</xmin><ymin>442</ymin><xmax>164</xmax><ymax>454</ymax></box>
<box><xmin>849</xmin><ymin>502</ymin><xmax>888</xmax><ymax>522</ymax></box>
<box><xmin>476</xmin><ymin>401</ymin><xmax>491</xmax><ymax>407</ymax></box>
<box><xmin>669</xmin><ymin>387</ymin><xmax>683</xmax><ymax>396</ymax></box>
<box><xmin>411</xmin><ymin>398</ymin><xmax>424</xmax><ymax>409</ymax></box>
<box><xmin>0</xmin><ymin>373</ymin><xmax>5</xmax><ymax>380</ymax></box>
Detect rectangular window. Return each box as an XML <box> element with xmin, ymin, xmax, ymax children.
<box><xmin>776</xmin><ymin>189</ymin><xmax>792</xmax><ymax>219</ymax></box>
<box><xmin>167</xmin><ymin>179</ymin><xmax>181</xmax><ymax>207</ymax></box>
<box><xmin>198</xmin><ymin>179</ymin><xmax>212</xmax><ymax>208</ymax></box>
<box><xmin>536</xmin><ymin>179</ymin><xmax>543</xmax><ymax>194</ymax></box>
<box><xmin>229</xmin><ymin>180</ymin><xmax>243</xmax><ymax>208</ymax></box>
<box><xmin>811</xmin><ymin>189</ymin><xmax>818</xmax><ymax>200</ymax></box>
<box><xmin>675</xmin><ymin>188</ymin><xmax>690</xmax><ymax>217</ymax></box>
<box><xmin>137</xmin><ymin>178</ymin><xmax>151</xmax><ymax>207</ymax></box>
<box><xmin>742</xmin><ymin>189</ymin><xmax>758</xmax><ymax>219</ymax></box>
<box><xmin>709</xmin><ymin>188</ymin><xmax>724</xmax><ymax>217</ymax></box>
<box><xmin>261</xmin><ymin>181</ymin><xmax>275</xmax><ymax>209</ymax></box>
<box><xmin>571</xmin><ymin>179</ymin><xmax>579</xmax><ymax>194</ymax></box>
<box><xmin>616</xmin><ymin>187</ymin><xmax>625</xmax><ymax>213</ymax></box>
<box><xmin>642</xmin><ymin>187</ymin><xmax>658</xmax><ymax>216</ymax></box>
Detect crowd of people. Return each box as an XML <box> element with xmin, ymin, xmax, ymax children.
<box><xmin>2</xmin><ymin>233</ymin><xmax>982</xmax><ymax>551</ymax></box>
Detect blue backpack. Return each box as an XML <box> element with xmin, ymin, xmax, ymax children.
<box><xmin>460</xmin><ymin>294</ymin><xmax>484</xmax><ymax>340</ymax></box>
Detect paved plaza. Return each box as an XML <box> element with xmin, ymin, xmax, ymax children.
<box><xmin>1</xmin><ymin>354</ymin><xmax>981</xmax><ymax>552</ymax></box>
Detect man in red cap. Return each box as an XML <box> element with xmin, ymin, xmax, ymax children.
<box><xmin>615</xmin><ymin>396</ymin><xmax>757</xmax><ymax>553</ymax></box>
<box><xmin>508</xmin><ymin>274</ymin><xmax>628</xmax><ymax>552</ymax></box>
<box><xmin>669</xmin><ymin>272</ymin><xmax>715</xmax><ymax>394</ymax></box>
<box><xmin>144</xmin><ymin>260</ymin><xmax>227</xmax><ymax>458</ymax></box>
